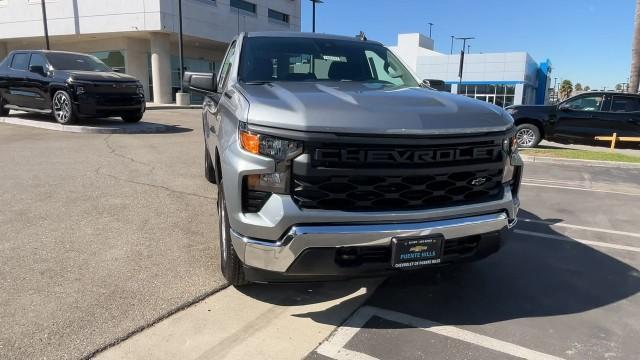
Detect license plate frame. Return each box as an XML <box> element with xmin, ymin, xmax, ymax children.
<box><xmin>391</xmin><ymin>234</ymin><xmax>444</xmax><ymax>269</ymax></box>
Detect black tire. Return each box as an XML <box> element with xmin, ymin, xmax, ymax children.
<box><xmin>204</xmin><ymin>147</ymin><xmax>217</xmax><ymax>184</ymax></box>
<box><xmin>218</xmin><ymin>182</ymin><xmax>247</xmax><ymax>286</ymax></box>
<box><xmin>0</xmin><ymin>95</ymin><xmax>9</xmax><ymax>117</ymax></box>
<box><xmin>122</xmin><ymin>113</ymin><xmax>143</xmax><ymax>123</ymax></box>
<box><xmin>515</xmin><ymin>123</ymin><xmax>541</xmax><ymax>148</ymax></box>
<box><xmin>52</xmin><ymin>90</ymin><xmax>77</xmax><ymax>124</ymax></box>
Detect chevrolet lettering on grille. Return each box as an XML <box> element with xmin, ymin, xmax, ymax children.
<box><xmin>314</xmin><ymin>147</ymin><xmax>499</xmax><ymax>164</ymax></box>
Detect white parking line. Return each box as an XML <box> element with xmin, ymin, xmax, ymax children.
<box><xmin>514</xmin><ymin>229</ymin><xmax>640</xmax><ymax>253</ymax></box>
<box><xmin>521</xmin><ymin>182</ymin><xmax>640</xmax><ymax>196</ymax></box>
<box><xmin>520</xmin><ymin>218</ymin><xmax>640</xmax><ymax>239</ymax></box>
<box><xmin>317</xmin><ymin>306</ymin><xmax>565</xmax><ymax>360</ymax></box>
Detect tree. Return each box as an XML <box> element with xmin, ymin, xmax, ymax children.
<box><xmin>631</xmin><ymin>0</ymin><xmax>640</xmax><ymax>93</ymax></box>
<box><xmin>584</xmin><ymin>85</ymin><xmax>591</xmax><ymax>91</ymax></box>
<box><xmin>575</xmin><ymin>83</ymin><xmax>583</xmax><ymax>92</ymax></box>
<box><xmin>559</xmin><ymin>80</ymin><xmax>573</xmax><ymax>100</ymax></box>
<box><xmin>615</xmin><ymin>83</ymin><xmax>623</xmax><ymax>92</ymax></box>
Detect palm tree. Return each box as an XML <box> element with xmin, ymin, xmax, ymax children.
<box><xmin>584</xmin><ymin>85</ymin><xmax>591</xmax><ymax>91</ymax></box>
<box><xmin>631</xmin><ymin>0</ymin><xmax>640</xmax><ymax>93</ymax></box>
<box><xmin>559</xmin><ymin>80</ymin><xmax>573</xmax><ymax>100</ymax></box>
<box><xmin>575</xmin><ymin>83</ymin><xmax>583</xmax><ymax>92</ymax></box>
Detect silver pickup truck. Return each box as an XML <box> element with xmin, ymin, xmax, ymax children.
<box><xmin>184</xmin><ymin>32</ymin><xmax>522</xmax><ymax>286</ymax></box>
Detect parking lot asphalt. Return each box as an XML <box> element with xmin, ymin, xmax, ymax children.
<box><xmin>309</xmin><ymin>163</ymin><xmax>640</xmax><ymax>360</ymax></box>
<box><xmin>0</xmin><ymin>111</ymin><xmax>226</xmax><ymax>360</ymax></box>
<box><xmin>3</xmin><ymin>111</ymin><xmax>640</xmax><ymax>360</ymax></box>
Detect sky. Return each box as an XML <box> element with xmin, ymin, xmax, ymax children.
<box><xmin>300</xmin><ymin>0</ymin><xmax>635</xmax><ymax>90</ymax></box>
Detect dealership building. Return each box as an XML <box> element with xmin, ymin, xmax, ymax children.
<box><xmin>390</xmin><ymin>33</ymin><xmax>552</xmax><ymax>107</ymax></box>
<box><xmin>0</xmin><ymin>0</ymin><xmax>301</xmax><ymax>104</ymax></box>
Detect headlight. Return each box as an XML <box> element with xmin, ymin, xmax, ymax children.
<box><xmin>505</xmin><ymin>108</ymin><xmax>516</xmax><ymax>115</ymax></box>
<box><xmin>502</xmin><ymin>135</ymin><xmax>518</xmax><ymax>154</ymax></box>
<box><xmin>238</xmin><ymin>123</ymin><xmax>302</xmax><ymax>161</ymax></box>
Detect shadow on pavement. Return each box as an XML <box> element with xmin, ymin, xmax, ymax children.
<box><xmin>364</xmin><ymin>208</ymin><xmax>640</xmax><ymax>326</ymax></box>
<box><xmin>240</xmin><ymin>209</ymin><xmax>639</xmax><ymax>328</ymax></box>
<box><xmin>5</xmin><ymin>112</ymin><xmax>193</xmax><ymax>134</ymax></box>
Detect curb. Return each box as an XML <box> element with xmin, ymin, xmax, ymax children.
<box><xmin>145</xmin><ymin>104</ymin><xmax>200</xmax><ymax>110</ymax></box>
<box><xmin>0</xmin><ymin>117</ymin><xmax>184</xmax><ymax>134</ymax></box>
<box><xmin>521</xmin><ymin>154</ymin><xmax>640</xmax><ymax>169</ymax></box>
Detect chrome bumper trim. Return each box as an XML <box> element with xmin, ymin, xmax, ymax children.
<box><xmin>230</xmin><ymin>212</ymin><xmax>510</xmax><ymax>272</ymax></box>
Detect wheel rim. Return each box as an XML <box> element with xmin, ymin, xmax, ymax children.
<box><xmin>516</xmin><ymin>128</ymin><xmax>536</xmax><ymax>147</ymax></box>
<box><xmin>218</xmin><ymin>191</ymin><xmax>228</xmax><ymax>263</ymax></box>
<box><xmin>53</xmin><ymin>93</ymin><xmax>71</xmax><ymax>123</ymax></box>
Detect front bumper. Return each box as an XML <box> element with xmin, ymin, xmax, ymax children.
<box><xmin>231</xmin><ymin>211</ymin><xmax>514</xmax><ymax>276</ymax></box>
<box><xmin>74</xmin><ymin>93</ymin><xmax>145</xmax><ymax>117</ymax></box>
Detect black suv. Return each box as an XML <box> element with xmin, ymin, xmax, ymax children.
<box><xmin>507</xmin><ymin>92</ymin><xmax>640</xmax><ymax>147</ymax></box>
<box><xmin>0</xmin><ymin>50</ymin><xmax>145</xmax><ymax>124</ymax></box>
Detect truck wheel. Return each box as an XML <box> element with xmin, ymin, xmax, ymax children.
<box><xmin>204</xmin><ymin>147</ymin><xmax>217</xmax><ymax>184</ymax></box>
<box><xmin>217</xmin><ymin>182</ymin><xmax>247</xmax><ymax>286</ymax></box>
<box><xmin>515</xmin><ymin>123</ymin><xmax>541</xmax><ymax>148</ymax></box>
<box><xmin>122</xmin><ymin>113</ymin><xmax>143</xmax><ymax>123</ymax></box>
<box><xmin>0</xmin><ymin>95</ymin><xmax>9</xmax><ymax>116</ymax></box>
<box><xmin>52</xmin><ymin>90</ymin><xmax>77</xmax><ymax>124</ymax></box>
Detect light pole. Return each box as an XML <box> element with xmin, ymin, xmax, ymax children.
<box><xmin>427</xmin><ymin>22</ymin><xmax>434</xmax><ymax>38</ymax></box>
<box><xmin>178</xmin><ymin>0</ymin><xmax>184</xmax><ymax>92</ymax></box>
<box><xmin>467</xmin><ymin>44</ymin><xmax>470</xmax><ymax>54</ymax></box>
<box><xmin>553</xmin><ymin>77</ymin><xmax>558</xmax><ymax>103</ymax></box>
<box><xmin>450</xmin><ymin>35</ymin><xmax>454</xmax><ymax>55</ymax></box>
<box><xmin>455</xmin><ymin>37</ymin><xmax>474</xmax><ymax>86</ymax></box>
<box><xmin>41</xmin><ymin>0</ymin><xmax>50</xmax><ymax>50</ymax></box>
<box><xmin>310</xmin><ymin>0</ymin><xmax>323</xmax><ymax>33</ymax></box>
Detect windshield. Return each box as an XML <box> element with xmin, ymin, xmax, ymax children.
<box><xmin>239</xmin><ymin>37</ymin><xmax>419</xmax><ymax>88</ymax></box>
<box><xmin>45</xmin><ymin>53</ymin><xmax>111</xmax><ymax>72</ymax></box>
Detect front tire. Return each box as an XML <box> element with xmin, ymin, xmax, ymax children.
<box><xmin>218</xmin><ymin>182</ymin><xmax>247</xmax><ymax>286</ymax></box>
<box><xmin>52</xmin><ymin>90</ymin><xmax>76</xmax><ymax>124</ymax></box>
<box><xmin>122</xmin><ymin>113</ymin><xmax>143</xmax><ymax>123</ymax></box>
<box><xmin>515</xmin><ymin>123</ymin><xmax>541</xmax><ymax>148</ymax></box>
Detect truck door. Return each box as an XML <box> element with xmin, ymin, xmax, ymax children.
<box><xmin>23</xmin><ymin>53</ymin><xmax>51</xmax><ymax>110</ymax></box>
<box><xmin>553</xmin><ymin>94</ymin><xmax>607</xmax><ymax>141</ymax></box>
<box><xmin>4</xmin><ymin>52</ymin><xmax>31</xmax><ymax>108</ymax></box>
<box><xmin>606</xmin><ymin>95</ymin><xmax>640</xmax><ymax>136</ymax></box>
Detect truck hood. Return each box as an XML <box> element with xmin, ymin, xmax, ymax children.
<box><xmin>238</xmin><ymin>82</ymin><xmax>513</xmax><ymax>135</ymax></box>
<box><xmin>63</xmin><ymin>71</ymin><xmax>139</xmax><ymax>83</ymax></box>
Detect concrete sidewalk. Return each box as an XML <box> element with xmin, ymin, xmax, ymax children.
<box><xmin>146</xmin><ymin>102</ymin><xmax>200</xmax><ymax>110</ymax></box>
<box><xmin>540</xmin><ymin>140</ymin><xmax>640</xmax><ymax>157</ymax></box>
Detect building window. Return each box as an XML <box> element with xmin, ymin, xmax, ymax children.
<box><xmin>268</xmin><ymin>9</ymin><xmax>289</xmax><ymax>23</ymax></box>
<box><xmin>230</xmin><ymin>0</ymin><xmax>256</xmax><ymax>14</ymax></box>
<box><xmin>90</xmin><ymin>51</ymin><xmax>126</xmax><ymax>73</ymax></box>
<box><xmin>457</xmin><ymin>83</ymin><xmax>516</xmax><ymax>108</ymax></box>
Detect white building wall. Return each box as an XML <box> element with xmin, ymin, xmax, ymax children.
<box><xmin>0</xmin><ymin>0</ymin><xmax>301</xmax><ymax>104</ymax></box>
<box><xmin>0</xmin><ymin>0</ymin><xmax>300</xmax><ymax>42</ymax></box>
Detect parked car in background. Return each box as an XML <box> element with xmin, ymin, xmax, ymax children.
<box><xmin>506</xmin><ymin>92</ymin><xmax>640</xmax><ymax>148</ymax></box>
<box><xmin>0</xmin><ymin>50</ymin><xmax>145</xmax><ymax>124</ymax></box>
<box><xmin>185</xmin><ymin>31</ymin><xmax>522</xmax><ymax>286</ymax></box>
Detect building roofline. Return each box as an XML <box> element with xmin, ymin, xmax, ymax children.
<box><xmin>245</xmin><ymin>31</ymin><xmax>383</xmax><ymax>45</ymax></box>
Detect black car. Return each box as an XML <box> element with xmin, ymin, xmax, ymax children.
<box><xmin>506</xmin><ymin>92</ymin><xmax>640</xmax><ymax>147</ymax></box>
<box><xmin>0</xmin><ymin>50</ymin><xmax>145</xmax><ymax>124</ymax></box>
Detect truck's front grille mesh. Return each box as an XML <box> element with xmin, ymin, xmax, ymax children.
<box><xmin>291</xmin><ymin>138</ymin><xmax>507</xmax><ymax>212</ymax></box>
<box><xmin>293</xmin><ymin>169</ymin><xmax>503</xmax><ymax>211</ymax></box>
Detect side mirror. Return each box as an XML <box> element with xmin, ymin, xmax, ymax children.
<box><xmin>183</xmin><ymin>72</ymin><xmax>217</xmax><ymax>94</ymax></box>
<box><xmin>558</xmin><ymin>103</ymin><xmax>570</xmax><ymax>111</ymax></box>
<box><xmin>29</xmin><ymin>65</ymin><xmax>46</xmax><ymax>76</ymax></box>
<box><xmin>421</xmin><ymin>79</ymin><xmax>446</xmax><ymax>91</ymax></box>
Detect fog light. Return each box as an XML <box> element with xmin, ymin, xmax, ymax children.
<box><xmin>246</xmin><ymin>172</ymin><xmax>289</xmax><ymax>194</ymax></box>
